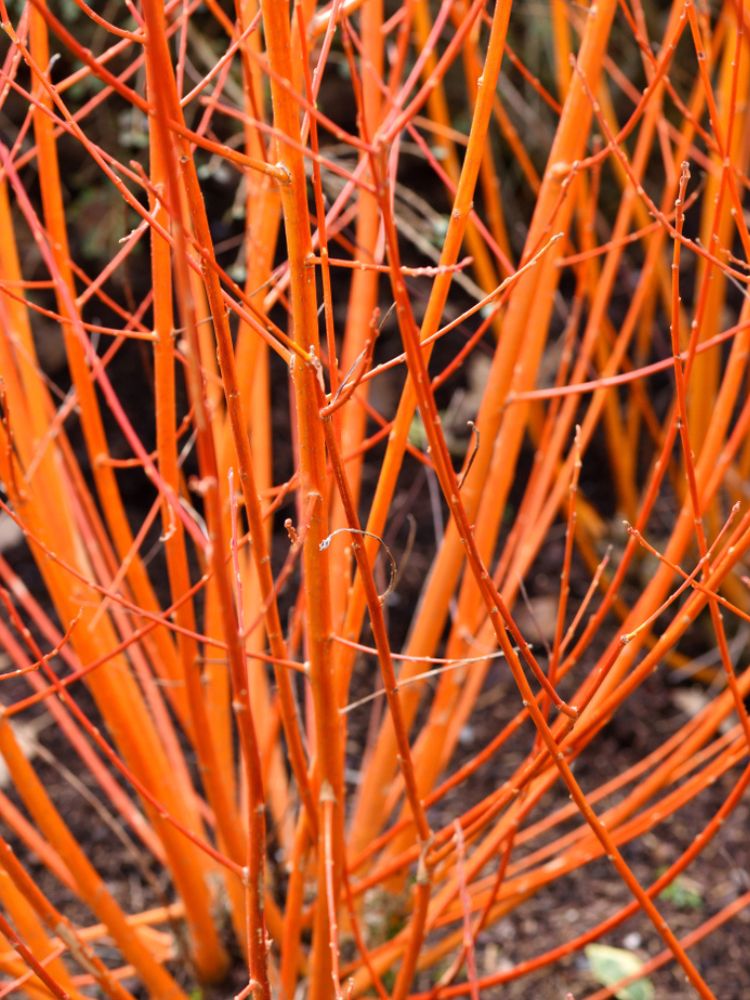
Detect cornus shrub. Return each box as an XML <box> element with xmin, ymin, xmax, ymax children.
<box><xmin>0</xmin><ymin>0</ymin><xmax>749</xmax><ymax>996</ymax></box>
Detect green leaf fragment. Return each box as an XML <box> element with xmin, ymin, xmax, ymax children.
<box><xmin>658</xmin><ymin>875</ymin><xmax>703</xmax><ymax>911</ymax></box>
<box><xmin>585</xmin><ymin>943</ymin><xmax>654</xmax><ymax>1000</ymax></box>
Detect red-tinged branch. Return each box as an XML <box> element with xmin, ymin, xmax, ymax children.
<box><xmin>318</xmin><ymin>381</ymin><xmax>432</xmax><ymax>848</ymax></box>
<box><xmin>140</xmin><ymin>2</ymin><xmax>270</xmax><ymax>989</ymax></box>
<box><xmin>257</xmin><ymin>4</ymin><xmax>344</xmax><ymax>998</ymax></box>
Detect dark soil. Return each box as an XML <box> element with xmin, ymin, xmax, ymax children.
<box><xmin>421</xmin><ymin>671</ymin><xmax>750</xmax><ymax>1000</ymax></box>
